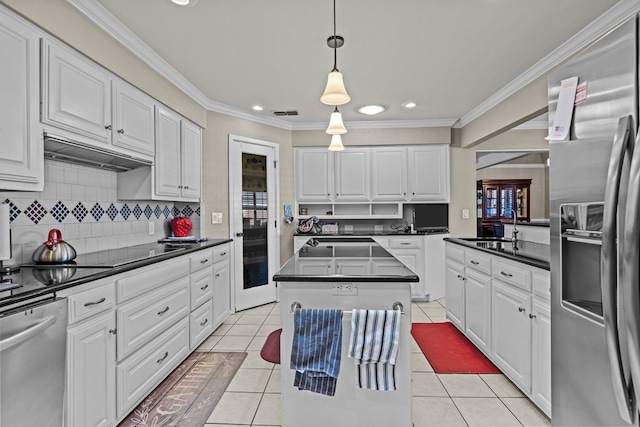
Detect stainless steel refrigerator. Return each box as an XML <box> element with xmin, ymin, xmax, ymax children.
<box><xmin>549</xmin><ymin>15</ymin><xmax>640</xmax><ymax>426</ymax></box>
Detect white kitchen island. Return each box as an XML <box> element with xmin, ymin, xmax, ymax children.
<box><xmin>273</xmin><ymin>237</ymin><xmax>417</xmax><ymax>427</ymax></box>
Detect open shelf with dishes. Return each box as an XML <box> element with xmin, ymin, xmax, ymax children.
<box><xmin>295</xmin><ymin>202</ymin><xmax>403</xmax><ymax>220</ymax></box>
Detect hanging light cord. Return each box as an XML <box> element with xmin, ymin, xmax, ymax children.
<box><xmin>332</xmin><ymin>0</ymin><xmax>338</xmax><ymax>72</ymax></box>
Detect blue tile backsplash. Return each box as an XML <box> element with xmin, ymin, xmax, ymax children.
<box><xmin>0</xmin><ymin>159</ymin><xmax>201</xmax><ymax>266</ymax></box>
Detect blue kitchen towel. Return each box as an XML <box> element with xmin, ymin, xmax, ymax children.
<box><xmin>290</xmin><ymin>308</ymin><xmax>342</xmax><ymax>396</ymax></box>
<box><xmin>348</xmin><ymin>309</ymin><xmax>401</xmax><ymax>391</ymax></box>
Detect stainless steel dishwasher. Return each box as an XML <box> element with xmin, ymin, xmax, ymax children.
<box><xmin>0</xmin><ymin>297</ymin><xmax>68</xmax><ymax>427</ymax></box>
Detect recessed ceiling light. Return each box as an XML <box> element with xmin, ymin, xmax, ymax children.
<box><xmin>357</xmin><ymin>105</ymin><xmax>386</xmax><ymax>116</ymax></box>
<box><xmin>402</xmin><ymin>101</ymin><xmax>417</xmax><ymax>109</ymax></box>
<box><xmin>171</xmin><ymin>0</ymin><xmax>198</xmax><ymax>6</ymax></box>
<box><xmin>252</xmin><ymin>105</ymin><xmax>264</xmax><ymax>111</ymax></box>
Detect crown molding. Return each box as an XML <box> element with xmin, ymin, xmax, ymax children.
<box><xmin>456</xmin><ymin>0</ymin><xmax>640</xmax><ymax>128</ymax></box>
<box><xmin>292</xmin><ymin>118</ymin><xmax>458</xmax><ymax>131</ymax></box>
<box><xmin>68</xmin><ymin>0</ymin><xmax>639</xmax><ymax>132</ymax></box>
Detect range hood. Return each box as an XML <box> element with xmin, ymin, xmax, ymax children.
<box><xmin>44</xmin><ymin>133</ymin><xmax>152</xmax><ymax>172</ymax></box>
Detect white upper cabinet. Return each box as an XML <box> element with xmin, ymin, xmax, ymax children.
<box><xmin>0</xmin><ymin>8</ymin><xmax>43</xmax><ymax>191</ymax></box>
<box><xmin>112</xmin><ymin>81</ymin><xmax>155</xmax><ymax>156</ymax></box>
<box><xmin>371</xmin><ymin>147</ymin><xmax>407</xmax><ymax>201</ymax></box>
<box><xmin>42</xmin><ymin>39</ymin><xmax>155</xmax><ymax>160</ymax></box>
<box><xmin>180</xmin><ymin>119</ymin><xmax>202</xmax><ymax>200</ymax></box>
<box><xmin>42</xmin><ymin>40</ymin><xmax>113</xmax><ymax>144</ymax></box>
<box><xmin>335</xmin><ymin>148</ymin><xmax>371</xmax><ymax>201</ymax></box>
<box><xmin>295</xmin><ymin>148</ymin><xmax>334</xmax><ymax>202</ymax></box>
<box><xmin>408</xmin><ymin>145</ymin><xmax>450</xmax><ymax>202</ymax></box>
<box><xmin>155</xmin><ymin>106</ymin><xmax>182</xmax><ymax>198</ymax></box>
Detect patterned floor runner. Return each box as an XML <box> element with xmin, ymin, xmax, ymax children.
<box><xmin>118</xmin><ymin>351</ymin><xmax>247</xmax><ymax>427</ymax></box>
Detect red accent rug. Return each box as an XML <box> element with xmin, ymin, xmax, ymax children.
<box><xmin>260</xmin><ymin>328</ymin><xmax>282</xmax><ymax>364</ymax></box>
<box><xmin>411</xmin><ymin>322</ymin><xmax>501</xmax><ymax>374</ymax></box>
<box><xmin>118</xmin><ymin>351</ymin><xmax>246</xmax><ymax>427</ymax></box>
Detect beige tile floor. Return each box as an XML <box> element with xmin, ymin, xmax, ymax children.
<box><xmin>198</xmin><ymin>299</ymin><xmax>551</xmax><ymax>427</ymax></box>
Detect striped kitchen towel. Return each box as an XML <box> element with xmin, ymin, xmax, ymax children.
<box><xmin>348</xmin><ymin>309</ymin><xmax>401</xmax><ymax>391</ymax></box>
<box><xmin>290</xmin><ymin>308</ymin><xmax>342</xmax><ymax>396</ymax></box>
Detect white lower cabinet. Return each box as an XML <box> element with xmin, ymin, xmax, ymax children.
<box><xmin>116</xmin><ymin>317</ymin><xmax>190</xmax><ymax>417</ymax></box>
<box><xmin>465</xmin><ymin>269</ymin><xmax>491</xmax><ymax>355</ymax></box>
<box><xmin>491</xmin><ymin>279</ymin><xmax>532</xmax><ymax>392</ymax></box>
<box><xmin>445</xmin><ymin>259</ymin><xmax>465</xmax><ymax>330</ymax></box>
<box><xmin>531</xmin><ymin>299</ymin><xmax>551</xmax><ymax>416</ymax></box>
<box><xmin>61</xmin><ymin>245</ymin><xmax>233</xmax><ymax>426</ymax></box>
<box><xmin>445</xmin><ymin>241</ymin><xmax>551</xmax><ymax>417</ymax></box>
<box><xmin>66</xmin><ymin>312</ymin><xmax>116</xmax><ymax>427</ymax></box>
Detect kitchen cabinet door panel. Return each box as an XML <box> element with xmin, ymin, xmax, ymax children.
<box><xmin>212</xmin><ymin>253</ymin><xmax>231</xmax><ymax>329</ymax></box>
<box><xmin>154</xmin><ymin>106</ymin><xmax>182</xmax><ymax>198</ymax></box>
<box><xmin>43</xmin><ymin>41</ymin><xmax>112</xmax><ymax>144</ymax></box>
<box><xmin>371</xmin><ymin>147</ymin><xmax>407</xmax><ymax>200</ymax></box>
<box><xmin>66</xmin><ymin>312</ymin><xmax>116</xmax><ymax>427</ymax></box>
<box><xmin>335</xmin><ymin>148</ymin><xmax>371</xmax><ymax>201</ymax></box>
<box><xmin>0</xmin><ymin>10</ymin><xmax>43</xmax><ymax>190</ymax></box>
<box><xmin>491</xmin><ymin>279</ymin><xmax>532</xmax><ymax>393</ymax></box>
<box><xmin>180</xmin><ymin>120</ymin><xmax>202</xmax><ymax>200</ymax></box>
<box><xmin>465</xmin><ymin>269</ymin><xmax>491</xmax><ymax>355</ymax></box>
<box><xmin>113</xmin><ymin>81</ymin><xmax>155</xmax><ymax>156</ymax></box>
<box><xmin>445</xmin><ymin>260</ymin><xmax>465</xmax><ymax>331</ymax></box>
<box><xmin>296</xmin><ymin>149</ymin><xmax>333</xmax><ymax>201</ymax></box>
<box><xmin>408</xmin><ymin>146</ymin><xmax>449</xmax><ymax>202</ymax></box>
<box><xmin>532</xmin><ymin>300</ymin><xmax>551</xmax><ymax>416</ymax></box>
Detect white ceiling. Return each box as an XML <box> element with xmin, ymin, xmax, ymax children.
<box><xmin>71</xmin><ymin>0</ymin><xmax>624</xmax><ymax>129</ymax></box>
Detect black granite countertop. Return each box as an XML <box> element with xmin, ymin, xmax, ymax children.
<box><xmin>0</xmin><ymin>238</ymin><xmax>232</xmax><ymax>310</ymax></box>
<box><xmin>502</xmin><ymin>221</ymin><xmax>550</xmax><ymax>228</ymax></box>
<box><xmin>294</xmin><ymin>230</ymin><xmax>449</xmax><ymax>237</ymax></box>
<box><xmin>445</xmin><ymin>237</ymin><xmax>550</xmax><ymax>270</ymax></box>
<box><xmin>274</xmin><ymin>237</ymin><xmax>419</xmax><ymax>282</ymax></box>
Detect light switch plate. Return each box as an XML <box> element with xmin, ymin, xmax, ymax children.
<box><xmin>211</xmin><ymin>212</ymin><xmax>223</xmax><ymax>224</ymax></box>
<box><xmin>462</xmin><ymin>209</ymin><xmax>470</xmax><ymax>219</ymax></box>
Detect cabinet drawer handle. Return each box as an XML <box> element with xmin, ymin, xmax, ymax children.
<box><xmin>109</xmin><ymin>328</ymin><xmax>117</xmax><ymax>335</ymax></box>
<box><xmin>220</xmin><ymin>252</ymin><xmax>227</xmax><ymax>256</ymax></box>
<box><xmin>400</xmin><ymin>242</ymin><xmax>411</xmax><ymax>245</ymax></box>
<box><xmin>84</xmin><ymin>297</ymin><xmax>106</xmax><ymax>307</ymax></box>
<box><xmin>518</xmin><ymin>306</ymin><xmax>525</xmax><ymax>312</ymax></box>
<box><xmin>470</xmin><ymin>260</ymin><xmax>479</xmax><ymax>265</ymax></box>
<box><xmin>200</xmin><ymin>283</ymin><xmax>209</xmax><ymax>291</ymax></box>
<box><xmin>200</xmin><ymin>259</ymin><xmax>209</xmax><ymax>264</ymax></box>
<box><xmin>117</xmin><ymin>128</ymin><xmax>124</xmax><ymax>134</ymax></box>
<box><xmin>215</xmin><ymin>273</ymin><xmax>220</xmax><ymax>278</ymax></box>
<box><xmin>157</xmin><ymin>352</ymin><xmax>169</xmax><ymax>364</ymax></box>
<box><xmin>105</xmin><ymin>125</ymin><xmax>112</xmax><ymax>130</ymax></box>
<box><xmin>457</xmin><ymin>274</ymin><xmax>464</xmax><ymax>279</ymax></box>
<box><xmin>529</xmin><ymin>313</ymin><xmax>537</xmax><ymax>319</ymax></box>
<box><xmin>500</xmin><ymin>271</ymin><xmax>513</xmax><ymax>278</ymax></box>
<box><xmin>200</xmin><ymin>318</ymin><xmax>209</xmax><ymax>327</ymax></box>
<box><xmin>157</xmin><ymin>306</ymin><xmax>170</xmax><ymax>316</ymax></box>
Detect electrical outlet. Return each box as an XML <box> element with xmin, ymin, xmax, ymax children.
<box><xmin>333</xmin><ymin>283</ymin><xmax>357</xmax><ymax>295</ymax></box>
<box><xmin>211</xmin><ymin>212</ymin><xmax>223</xmax><ymax>224</ymax></box>
<box><xmin>148</xmin><ymin>222</ymin><xmax>154</xmax><ymax>235</ymax></box>
<box><xmin>374</xmin><ymin>225</ymin><xmax>383</xmax><ymax>233</ymax></box>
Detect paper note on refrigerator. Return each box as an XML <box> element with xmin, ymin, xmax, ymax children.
<box><xmin>548</xmin><ymin>76</ymin><xmax>578</xmax><ymax>140</ymax></box>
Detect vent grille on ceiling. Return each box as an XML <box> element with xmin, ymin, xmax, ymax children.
<box><xmin>273</xmin><ymin>110</ymin><xmax>299</xmax><ymax>116</ymax></box>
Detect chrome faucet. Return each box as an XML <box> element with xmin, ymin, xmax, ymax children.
<box><xmin>508</xmin><ymin>208</ymin><xmax>519</xmax><ymax>243</ymax></box>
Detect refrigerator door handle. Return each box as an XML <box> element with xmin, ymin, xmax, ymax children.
<box><xmin>623</xmin><ymin>129</ymin><xmax>640</xmax><ymax>422</ymax></box>
<box><xmin>602</xmin><ymin>115</ymin><xmax>634</xmax><ymax>423</ymax></box>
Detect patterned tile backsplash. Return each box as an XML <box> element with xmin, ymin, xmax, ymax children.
<box><xmin>1</xmin><ymin>160</ymin><xmax>201</xmax><ymax>266</ymax></box>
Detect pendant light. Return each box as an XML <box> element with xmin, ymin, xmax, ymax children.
<box><xmin>326</xmin><ymin>107</ymin><xmax>347</xmax><ymax>135</ymax></box>
<box><xmin>320</xmin><ymin>0</ymin><xmax>350</xmax><ymax>106</ymax></box>
<box><xmin>328</xmin><ymin>134</ymin><xmax>345</xmax><ymax>151</ymax></box>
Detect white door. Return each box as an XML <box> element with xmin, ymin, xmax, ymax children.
<box><xmin>229</xmin><ymin>135</ymin><xmax>279</xmax><ymax>311</ymax></box>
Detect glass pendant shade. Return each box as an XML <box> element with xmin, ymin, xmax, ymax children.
<box><xmin>326</xmin><ymin>108</ymin><xmax>347</xmax><ymax>135</ymax></box>
<box><xmin>320</xmin><ymin>71</ymin><xmax>351</xmax><ymax>105</ymax></box>
<box><xmin>328</xmin><ymin>134</ymin><xmax>345</xmax><ymax>151</ymax></box>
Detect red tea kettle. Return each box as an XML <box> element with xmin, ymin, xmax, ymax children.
<box><xmin>32</xmin><ymin>229</ymin><xmax>77</xmax><ymax>264</ymax></box>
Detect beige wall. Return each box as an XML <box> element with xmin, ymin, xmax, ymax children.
<box><xmin>202</xmin><ymin>112</ymin><xmax>295</xmax><ymax>263</ymax></box>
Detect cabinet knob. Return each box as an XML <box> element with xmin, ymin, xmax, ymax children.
<box><xmin>105</xmin><ymin>125</ymin><xmax>112</xmax><ymax>130</ymax></box>
<box><xmin>184</xmin><ymin>186</ymin><xmax>189</xmax><ymax>189</ymax></box>
<box><xmin>178</xmin><ymin>185</ymin><xmax>183</xmax><ymax>189</ymax></box>
<box><xmin>215</xmin><ymin>273</ymin><xmax>220</xmax><ymax>278</ymax></box>
<box><xmin>200</xmin><ymin>318</ymin><xmax>209</xmax><ymax>327</ymax></box>
<box><xmin>200</xmin><ymin>284</ymin><xmax>209</xmax><ymax>291</ymax></box>
<box><xmin>108</xmin><ymin>328</ymin><xmax>117</xmax><ymax>335</ymax></box>
<box><xmin>117</xmin><ymin>129</ymin><xmax>125</xmax><ymax>134</ymax></box>
<box><xmin>518</xmin><ymin>306</ymin><xmax>525</xmax><ymax>312</ymax></box>
<box><xmin>529</xmin><ymin>313</ymin><xmax>537</xmax><ymax>319</ymax></box>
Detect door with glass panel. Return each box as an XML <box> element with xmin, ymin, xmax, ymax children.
<box><xmin>229</xmin><ymin>136</ymin><xmax>278</xmax><ymax>311</ymax></box>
